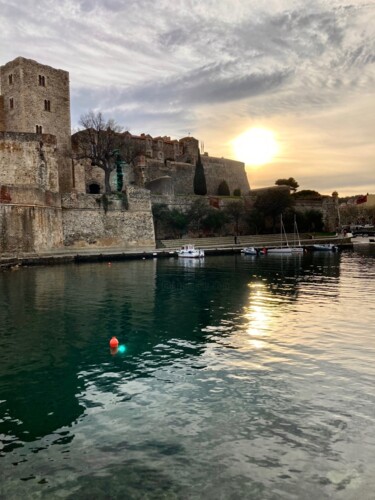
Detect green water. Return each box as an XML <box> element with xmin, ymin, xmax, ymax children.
<box><xmin>1</xmin><ymin>249</ymin><xmax>375</xmax><ymax>499</ymax></box>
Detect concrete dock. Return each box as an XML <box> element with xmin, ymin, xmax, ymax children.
<box><xmin>0</xmin><ymin>234</ymin><xmax>353</xmax><ymax>270</ymax></box>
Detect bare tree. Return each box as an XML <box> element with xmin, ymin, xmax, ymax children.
<box><xmin>72</xmin><ymin>111</ymin><xmax>124</xmax><ymax>193</ymax></box>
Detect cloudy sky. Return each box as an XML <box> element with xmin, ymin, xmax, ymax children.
<box><xmin>1</xmin><ymin>0</ymin><xmax>374</xmax><ymax>195</ymax></box>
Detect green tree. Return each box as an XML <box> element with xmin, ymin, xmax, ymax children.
<box><xmin>304</xmin><ymin>209</ymin><xmax>324</xmax><ymax>232</ymax></box>
<box><xmin>254</xmin><ymin>189</ymin><xmax>294</xmax><ymax>231</ymax></box>
<box><xmin>188</xmin><ymin>199</ymin><xmax>210</xmax><ymax>234</ymax></box>
<box><xmin>193</xmin><ymin>150</ymin><xmax>207</xmax><ymax>195</ymax></box>
<box><xmin>168</xmin><ymin>209</ymin><xmax>189</xmax><ymax>238</ymax></box>
<box><xmin>202</xmin><ymin>209</ymin><xmax>228</xmax><ymax>234</ymax></box>
<box><xmin>224</xmin><ymin>200</ymin><xmax>244</xmax><ymax>236</ymax></box>
<box><xmin>152</xmin><ymin>203</ymin><xmax>170</xmax><ymax>239</ymax></box>
<box><xmin>217</xmin><ymin>180</ymin><xmax>230</xmax><ymax>196</ymax></box>
<box><xmin>275</xmin><ymin>177</ymin><xmax>299</xmax><ymax>192</ymax></box>
<box><xmin>243</xmin><ymin>207</ymin><xmax>264</xmax><ymax>234</ymax></box>
<box><xmin>293</xmin><ymin>189</ymin><xmax>321</xmax><ymax>199</ymax></box>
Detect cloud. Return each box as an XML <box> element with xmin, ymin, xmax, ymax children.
<box><xmin>0</xmin><ymin>0</ymin><xmax>374</xmax><ymax>194</ymax></box>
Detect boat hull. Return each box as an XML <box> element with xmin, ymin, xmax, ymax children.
<box><xmin>291</xmin><ymin>247</ymin><xmax>304</xmax><ymax>253</ymax></box>
<box><xmin>313</xmin><ymin>244</ymin><xmax>338</xmax><ymax>251</ymax></box>
<box><xmin>178</xmin><ymin>252</ymin><xmax>204</xmax><ymax>258</ymax></box>
<box><xmin>177</xmin><ymin>244</ymin><xmax>205</xmax><ymax>258</ymax></box>
<box><xmin>267</xmin><ymin>247</ymin><xmax>293</xmax><ymax>254</ymax></box>
<box><xmin>242</xmin><ymin>247</ymin><xmax>258</xmax><ymax>255</ymax></box>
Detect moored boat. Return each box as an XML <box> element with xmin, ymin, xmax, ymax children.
<box><xmin>290</xmin><ymin>216</ymin><xmax>304</xmax><ymax>253</ymax></box>
<box><xmin>313</xmin><ymin>243</ymin><xmax>338</xmax><ymax>252</ymax></box>
<box><xmin>177</xmin><ymin>244</ymin><xmax>205</xmax><ymax>258</ymax></box>
<box><xmin>242</xmin><ymin>246</ymin><xmax>258</xmax><ymax>255</ymax></box>
<box><xmin>267</xmin><ymin>215</ymin><xmax>293</xmax><ymax>254</ymax></box>
<box><xmin>267</xmin><ymin>246</ymin><xmax>293</xmax><ymax>255</ymax></box>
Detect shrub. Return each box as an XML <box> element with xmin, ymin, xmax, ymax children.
<box><xmin>217</xmin><ymin>180</ymin><xmax>230</xmax><ymax>196</ymax></box>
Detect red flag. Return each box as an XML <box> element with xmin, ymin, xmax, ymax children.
<box><xmin>356</xmin><ymin>195</ymin><xmax>367</xmax><ymax>204</ymax></box>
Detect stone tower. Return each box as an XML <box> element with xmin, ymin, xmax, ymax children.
<box><xmin>0</xmin><ymin>57</ymin><xmax>72</xmax><ymax>192</ymax></box>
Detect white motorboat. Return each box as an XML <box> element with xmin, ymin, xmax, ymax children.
<box><xmin>177</xmin><ymin>244</ymin><xmax>205</xmax><ymax>258</ymax></box>
<box><xmin>313</xmin><ymin>243</ymin><xmax>338</xmax><ymax>251</ymax></box>
<box><xmin>242</xmin><ymin>247</ymin><xmax>258</xmax><ymax>255</ymax></box>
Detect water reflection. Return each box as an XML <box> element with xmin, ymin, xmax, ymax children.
<box><xmin>1</xmin><ymin>251</ymin><xmax>375</xmax><ymax>499</ymax></box>
<box><xmin>244</xmin><ymin>282</ymin><xmax>272</xmax><ymax>339</ymax></box>
<box><xmin>0</xmin><ymin>254</ymin><xmax>344</xmax><ymax>448</ymax></box>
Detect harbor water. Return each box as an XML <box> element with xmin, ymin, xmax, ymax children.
<box><xmin>1</xmin><ymin>247</ymin><xmax>375</xmax><ymax>499</ymax></box>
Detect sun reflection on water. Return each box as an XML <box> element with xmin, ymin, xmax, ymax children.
<box><xmin>243</xmin><ymin>282</ymin><xmax>272</xmax><ymax>342</ymax></box>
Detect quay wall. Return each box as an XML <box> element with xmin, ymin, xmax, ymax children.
<box><xmin>61</xmin><ymin>187</ymin><xmax>155</xmax><ymax>248</ymax></box>
<box><xmin>0</xmin><ymin>201</ymin><xmax>63</xmax><ymax>254</ymax></box>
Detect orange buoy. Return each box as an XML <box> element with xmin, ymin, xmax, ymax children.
<box><xmin>109</xmin><ymin>336</ymin><xmax>119</xmax><ymax>348</ymax></box>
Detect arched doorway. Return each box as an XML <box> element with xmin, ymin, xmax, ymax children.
<box><xmin>88</xmin><ymin>183</ymin><xmax>101</xmax><ymax>194</ymax></box>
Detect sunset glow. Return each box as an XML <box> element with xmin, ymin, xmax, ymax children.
<box><xmin>233</xmin><ymin>128</ymin><xmax>279</xmax><ymax>167</ymax></box>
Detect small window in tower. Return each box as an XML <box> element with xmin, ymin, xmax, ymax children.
<box><xmin>39</xmin><ymin>75</ymin><xmax>46</xmax><ymax>87</ymax></box>
<box><xmin>8</xmin><ymin>74</ymin><xmax>13</xmax><ymax>85</ymax></box>
<box><xmin>36</xmin><ymin>125</ymin><xmax>43</xmax><ymax>134</ymax></box>
<box><xmin>9</xmin><ymin>98</ymin><xmax>14</xmax><ymax>109</ymax></box>
<box><xmin>44</xmin><ymin>100</ymin><xmax>51</xmax><ymax>111</ymax></box>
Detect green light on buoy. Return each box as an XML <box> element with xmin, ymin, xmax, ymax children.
<box><xmin>118</xmin><ymin>345</ymin><xmax>126</xmax><ymax>354</ymax></box>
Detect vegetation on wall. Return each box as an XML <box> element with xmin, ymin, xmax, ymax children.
<box><xmin>188</xmin><ymin>199</ymin><xmax>210</xmax><ymax>233</ymax></box>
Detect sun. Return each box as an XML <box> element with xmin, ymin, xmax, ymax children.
<box><xmin>233</xmin><ymin>128</ymin><xmax>279</xmax><ymax>166</ymax></box>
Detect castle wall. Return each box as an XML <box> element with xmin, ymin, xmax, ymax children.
<box><xmin>145</xmin><ymin>176</ymin><xmax>174</xmax><ymax>195</ymax></box>
<box><xmin>141</xmin><ymin>155</ymin><xmax>249</xmax><ymax>196</ymax></box>
<box><xmin>202</xmin><ymin>155</ymin><xmax>249</xmax><ymax>195</ymax></box>
<box><xmin>151</xmin><ymin>194</ymin><xmax>207</xmax><ymax>212</ymax></box>
<box><xmin>61</xmin><ymin>187</ymin><xmax>155</xmax><ymax>248</ymax></box>
<box><xmin>0</xmin><ymin>185</ymin><xmax>63</xmax><ymax>253</ymax></box>
<box><xmin>0</xmin><ymin>96</ymin><xmax>5</xmax><ymax>132</ymax></box>
<box><xmin>0</xmin><ymin>57</ymin><xmax>72</xmax><ymax>192</ymax></box>
<box><xmin>0</xmin><ymin>132</ymin><xmax>59</xmax><ymax>192</ymax></box>
<box><xmin>0</xmin><ymin>132</ymin><xmax>63</xmax><ymax>254</ymax></box>
<box><xmin>294</xmin><ymin>197</ymin><xmax>338</xmax><ymax>232</ymax></box>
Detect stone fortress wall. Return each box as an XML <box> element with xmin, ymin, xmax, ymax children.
<box><xmin>135</xmin><ymin>154</ymin><xmax>249</xmax><ymax>197</ymax></box>
<box><xmin>0</xmin><ymin>57</ymin><xmax>72</xmax><ymax>192</ymax></box>
<box><xmin>80</xmin><ymin>132</ymin><xmax>250</xmax><ymax>197</ymax></box>
<box><xmin>61</xmin><ymin>187</ymin><xmax>154</xmax><ymax>248</ymax></box>
<box><xmin>0</xmin><ymin>132</ymin><xmax>59</xmax><ymax>192</ymax></box>
<box><xmin>0</xmin><ymin>131</ymin><xmax>63</xmax><ymax>253</ymax></box>
<box><xmin>0</xmin><ymin>57</ymin><xmax>156</xmax><ymax>254</ymax></box>
<box><xmin>0</xmin><ymin>55</ymin><xmax>341</xmax><ymax>254</ymax></box>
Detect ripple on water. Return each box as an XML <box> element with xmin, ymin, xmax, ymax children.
<box><xmin>0</xmin><ymin>252</ymin><xmax>375</xmax><ymax>498</ymax></box>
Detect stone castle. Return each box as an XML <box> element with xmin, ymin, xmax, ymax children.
<box><xmin>0</xmin><ymin>57</ymin><xmax>249</xmax><ymax>254</ymax></box>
